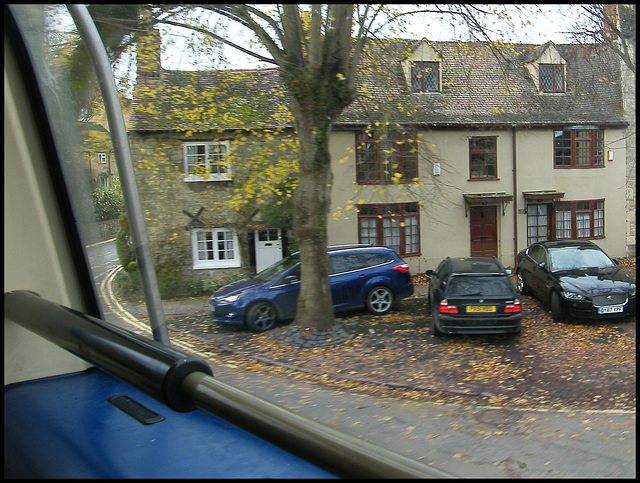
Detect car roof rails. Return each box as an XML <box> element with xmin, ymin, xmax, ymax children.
<box><xmin>326</xmin><ymin>244</ymin><xmax>374</xmax><ymax>252</ymax></box>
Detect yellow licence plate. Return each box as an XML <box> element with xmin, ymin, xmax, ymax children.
<box><xmin>466</xmin><ymin>305</ymin><xmax>496</xmax><ymax>313</ymax></box>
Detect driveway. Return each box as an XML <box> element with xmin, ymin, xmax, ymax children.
<box><xmin>162</xmin><ymin>290</ymin><xmax>635</xmax><ymax>411</ymax></box>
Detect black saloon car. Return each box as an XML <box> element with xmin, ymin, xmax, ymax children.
<box><xmin>516</xmin><ymin>240</ymin><xmax>636</xmax><ymax>322</ymax></box>
<box><xmin>427</xmin><ymin>257</ymin><xmax>522</xmax><ymax>335</ymax></box>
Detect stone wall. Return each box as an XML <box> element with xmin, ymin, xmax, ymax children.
<box><xmin>82</xmin><ymin>218</ymin><xmax>120</xmax><ymax>245</ymax></box>
<box><xmin>623</xmin><ymin>39</ymin><xmax>636</xmax><ymax>257</ymax></box>
<box><xmin>128</xmin><ymin>129</ymin><xmax>297</xmax><ymax>288</ymax></box>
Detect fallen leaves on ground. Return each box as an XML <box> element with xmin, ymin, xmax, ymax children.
<box><xmin>166</xmin><ymin>258</ymin><xmax>636</xmax><ymax>411</ymax></box>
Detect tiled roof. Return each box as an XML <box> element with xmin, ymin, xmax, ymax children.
<box><xmin>130</xmin><ymin>39</ymin><xmax>626</xmax><ymax>132</ymax></box>
<box><xmin>130</xmin><ymin>68</ymin><xmax>290</xmax><ymax>131</ymax></box>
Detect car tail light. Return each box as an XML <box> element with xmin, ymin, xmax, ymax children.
<box><xmin>392</xmin><ymin>263</ymin><xmax>410</xmax><ymax>273</ymax></box>
<box><xmin>438</xmin><ymin>300</ymin><xmax>458</xmax><ymax>314</ymax></box>
<box><xmin>504</xmin><ymin>300</ymin><xmax>522</xmax><ymax>313</ymax></box>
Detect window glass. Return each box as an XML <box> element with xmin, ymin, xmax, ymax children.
<box><xmin>554</xmin><ymin>130</ymin><xmax>604</xmax><ymax>168</ymax></box>
<box><xmin>383</xmin><ymin>218</ymin><xmax>401</xmax><ymax>253</ymax></box>
<box><xmin>411</xmin><ymin>61</ymin><xmax>439</xmax><ymax>92</ymax></box>
<box><xmin>554</xmin><ymin>130</ymin><xmax>572</xmax><ymax>166</ymax></box>
<box><xmin>548</xmin><ymin>248</ymin><xmax>615</xmax><ymax>271</ymax></box>
<box><xmin>528</xmin><ymin>245</ymin><xmax>546</xmax><ymax>264</ymax></box>
<box><xmin>447</xmin><ymin>276</ymin><xmax>513</xmax><ymax>296</ymax></box>
<box><xmin>594</xmin><ymin>201</ymin><xmax>604</xmax><ymax>236</ymax></box>
<box><xmin>539</xmin><ymin>64</ymin><xmax>564</xmax><ymax>93</ymax></box>
<box><xmin>331</xmin><ymin>255</ymin><xmax>362</xmax><ymax>274</ymax></box>
<box><xmin>254</xmin><ymin>255</ymin><xmax>299</xmax><ymax>281</ymax></box>
<box><xmin>184</xmin><ymin>141</ymin><xmax>231</xmax><ymax>180</ymax></box>
<box><xmin>192</xmin><ymin>229</ymin><xmax>241</xmax><ymax>268</ymax></box>
<box><xmin>527</xmin><ymin>204</ymin><xmax>549</xmax><ymax>244</ymax></box>
<box><xmin>404</xmin><ymin>215</ymin><xmax>419</xmax><ymax>254</ymax></box>
<box><xmin>555</xmin><ymin>200</ymin><xmax>605</xmax><ymax>239</ymax></box>
<box><xmin>555</xmin><ymin>205</ymin><xmax>573</xmax><ymax>239</ymax></box>
<box><xmin>356</xmin><ymin>130</ymin><xmax>418</xmax><ymax>184</ymax></box>
<box><xmin>469</xmin><ymin>137</ymin><xmax>497</xmax><ymax>179</ymax></box>
<box><xmin>357</xmin><ymin>203</ymin><xmax>420</xmax><ymax>256</ymax></box>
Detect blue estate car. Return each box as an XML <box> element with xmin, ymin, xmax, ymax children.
<box><xmin>210</xmin><ymin>245</ymin><xmax>414</xmax><ymax>331</ymax></box>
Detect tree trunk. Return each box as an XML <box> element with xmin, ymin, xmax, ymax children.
<box><xmin>291</xmin><ymin>106</ymin><xmax>335</xmax><ymax>330</ymax></box>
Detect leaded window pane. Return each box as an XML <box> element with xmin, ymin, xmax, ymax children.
<box><xmin>540</xmin><ymin>64</ymin><xmax>564</xmax><ymax>93</ymax></box>
<box><xmin>411</xmin><ymin>61</ymin><xmax>439</xmax><ymax>92</ymax></box>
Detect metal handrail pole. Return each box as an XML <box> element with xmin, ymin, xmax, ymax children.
<box><xmin>67</xmin><ymin>4</ymin><xmax>170</xmax><ymax>345</ymax></box>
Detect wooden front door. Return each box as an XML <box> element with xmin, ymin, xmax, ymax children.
<box><xmin>470</xmin><ymin>206</ymin><xmax>498</xmax><ymax>257</ymax></box>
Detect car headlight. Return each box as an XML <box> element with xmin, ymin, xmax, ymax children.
<box><xmin>629</xmin><ymin>284</ymin><xmax>636</xmax><ymax>298</ymax></box>
<box><xmin>561</xmin><ymin>291</ymin><xmax>586</xmax><ymax>301</ymax></box>
<box><xmin>219</xmin><ymin>294</ymin><xmax>242</xmax><ymax>304</ymax></box>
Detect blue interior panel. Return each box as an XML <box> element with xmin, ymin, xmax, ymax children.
<box><xmin>4</xmin><ymin>368</ymin><xmax>336</xmax><ymax>478</ymax></box>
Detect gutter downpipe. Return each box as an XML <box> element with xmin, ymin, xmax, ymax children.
<box><xmin>512</xmin><ymin>126</ymin><xmax>518</xmax><ymax>267</ymax></box>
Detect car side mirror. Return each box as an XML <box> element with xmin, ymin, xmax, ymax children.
<box><xmin>426</xmin><ymin>269</ymin><xmax>434</xmax><ymax>276</ymax></box>
<box><xmin>285</xmin><ymin>275</ymin><xmax>298</xmax><ymax>284</ymax></box>
<box><xmin>539</xmin><ymin>261</ymin><xmax>547</xmax><ymax>271</ymax></box>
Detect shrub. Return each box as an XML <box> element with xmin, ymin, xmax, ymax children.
<box><xmin>115</xmin><ymin>212</ymin><xmax>135</xmax><ymax>270</ymax></box>
<box><xmin>91</xmin><ymin>184</ymin><xmax>123</xmax><ymax>221</ymax></box>
<box><xmin>155</xmin><ymin>259</ymin><xmax>181</xmax><ymax>298</ymax></box>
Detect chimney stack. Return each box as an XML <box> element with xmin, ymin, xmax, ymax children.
<box><xmin>137</xmin><ymin>29</ymin><xmax>162</xmax><ymax>82</ymax></box>
<box><xmin>603</xmin><ymin>4</ymin><xmax>620</xmax><ymax>42</ymax></box>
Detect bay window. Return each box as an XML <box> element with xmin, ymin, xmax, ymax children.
<box><xmin>357</xmin><ymin>203</ymin><xmax>420</xmax><ymax>256</ymax></box>
<box><xmin>555</xmin><ymin>200</ymin><xmax>604</xmax><ymax>240</ymax></box>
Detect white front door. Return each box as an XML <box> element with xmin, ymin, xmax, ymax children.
<box><xmin>255</xmin><ymin>229</ymin><xmax>283</xmax><ymax>273</ymax></box>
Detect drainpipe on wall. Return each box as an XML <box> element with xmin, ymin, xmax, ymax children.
<box><xmin>512</xmin><ymin>126</ymin><xmax>518</xmax><ymax>268</ymax></box>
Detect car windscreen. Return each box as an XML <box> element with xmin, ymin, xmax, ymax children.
<box><xmin>548</xmin><ymin>248</ymin><xmax>616</xmax><ymax>271</ymax></box>
<box><xmin>253</xmin><ymin>255</ymin><xmax>300</xmax><ymax>282</ymax></box>
<box><xmin>447</xmin><ymin>276</ymin><xmax>514</xmax><ymax>297</ymax></box>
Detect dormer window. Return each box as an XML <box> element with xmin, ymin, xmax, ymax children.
<box><xmin>539</xmin><ymin>63</ymin><xmax>564</xmax><ymax>93</ymax></box>
<box><xmin>411</xmin><ymin>61</ymin><xmax>440</xmax><ymax>92</ymax></box>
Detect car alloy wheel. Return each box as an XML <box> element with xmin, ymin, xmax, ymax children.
<box><xmin>366</xmin><ymin>286</ymin><xmax>394</xmax><ymax>315</ymax></box>
<box><xmin>246</xmin><ymin>302</ymin><xmax>277</xmax><ymax>332</ymax></box>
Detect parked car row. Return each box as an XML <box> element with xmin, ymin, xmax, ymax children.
<box><xmin>209</xmin><ymin>241</ymin><xmax>635</xmax><ymax>335</ymax></box>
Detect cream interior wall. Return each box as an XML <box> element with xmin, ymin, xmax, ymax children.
<box><xmin>5</xmin><ymin>42</ymin><xmax>91</xmax><ymax>385</ymax></box>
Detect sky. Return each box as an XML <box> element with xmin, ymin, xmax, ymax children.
<box><xmin>158</xmin><ymin>4</ymin><xmax>587</xmax><ymax>71</ymax></box>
